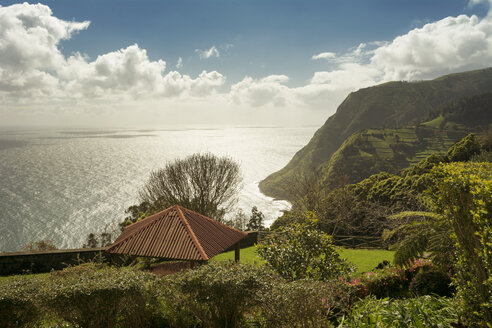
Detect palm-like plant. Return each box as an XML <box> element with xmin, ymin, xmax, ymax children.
<box><xmin>383</xmin><ymin>211</ymin><xmax>454</xmax><ymax>268</ymax></box>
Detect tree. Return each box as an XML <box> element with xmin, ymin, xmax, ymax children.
<box><xmin>136</xmin><ymin>153</ymin><xmax>242</xmax><ymax>223</ymax></box>
<box><xmin>21</xmin><ymin>240</ymin><xmax>57</xmax><ymax>252</ymax></box>
<box><xmin>257</xmin><ymin>212</ymin><xmax>352</xmax><ymax>281</ymax></box>
<box><xmin>82</xmin><ymin>232</ymin><xmax>113</xmax><ymax>248</ymax></box>
<box><xmin>224</xmin><ymin>208</ymin><xmax>248</xmax><ymax>231</ymax></box>
<box><xmin>246</xmin><ymin>206</ymin><xmax>265</xmax><ymax>231</ymax></box>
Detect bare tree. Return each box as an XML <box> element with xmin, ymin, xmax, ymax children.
<box><xmin>289</xmin><ymin>168</ymin><xmax>328</xmax><ymax>214</ymax></box>
<box><xmin>139</xmin><ymin>153</ymin><xmax>242</xmax><ymax>222</ymax></box>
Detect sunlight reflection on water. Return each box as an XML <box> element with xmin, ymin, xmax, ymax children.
<box><xmin>0</xmin><ymin>126</ymin><xmax>317</xmax><ymax>251</ymax></box>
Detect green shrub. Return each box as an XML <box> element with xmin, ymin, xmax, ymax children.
<box><xmin>256</xmin><ymin>280</ymin><xmax>332</xmax><ymax>327</ymax></box>
<box><xmin>0</xmin><ymin>276</ymin><xmax>43</xmax><ymax>328</ymax></box>
<box><xmin>42</xmin><ymin>263</ymin><xmax>160</xmax><ymax>328</ymax></box>
<box><xmin>446</xmin><ymin>134</ymin><xmax>481</xmax><ymax>162</ymax></box>
<box><xmin>431</xmin><ymin>162</ymin><xmax>491</xmax><ymax>326</ymax></box>
<box><xmin>409</xmin><ymin>270</ymin><xmax>453</xmax><ymax>297</ymax></box>
<box><xmin>164</xmin><ymin>261</ymin><xmax>275</xmax><ymax>328</ymax></box>
<box><xmin>340</xmin><ymin>295</ymin><xmax>458</xmax><ymax>327</ymax></box>
<box><xmin>257</xmin><ymin>212</ymin><xmax>352</xmax><ymax>281</ymax></box>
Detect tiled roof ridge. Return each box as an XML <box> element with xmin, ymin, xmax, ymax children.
<box><xmin>175</xmin><ymin>205</ymin><xmax>209</xmax><ymax>260</ymax></box>
<box><xmin>177</xmin><ymin>205</ymin><xmax>247</xmax><ymax>236</ymax></box>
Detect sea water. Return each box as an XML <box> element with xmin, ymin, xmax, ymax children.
<box><xmin>0</xmin><ymin>126</ymin><xmax>316</xmax><ymax>252</ymax></box>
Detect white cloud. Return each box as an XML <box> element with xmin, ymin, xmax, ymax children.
<box><xmin>0</xmin><ymin>3</ymin><xmax>225</xmax><ymax>105</ymax></box>
<box><xmin>63</xmin><ymin>44</ymin><xmax>167</xmax><ymax>98</ymax></box>
<box><xmin>176</xmin><ymin>57</ymin><xmax>183</xmax><ymax>69</ymax></box>
<box><xmin>468</xmin><ymin>0</ymin><xmax>492</xmax><ymax>8</ymax></box>
<box><xmin>195</xmin><ymin>45</ymin><xmax>220</xmax><ymax>59</ymax></box>
<box><xmin>230</xmin><ymin>75</ymin><xmax>290</xmax><ymax>107</ymax></box>
<box><xmin>0</xmin><ymin>3</ymin><xmax>89</xmax><ymax>98</ymax></box>
<box><xmin>62</xmin><ymin>46</ymin><xmax>225</xmax><ymax>99</ymax></box>
<box><xmin>231</xmin><ymin>10</ymin><xmax>492</xmax><ymax>112</ymax></box>
<box><xmin>371</xmin><ymin>14</ymin><xmax>492</xmax><ymax>80</ymax></box>
<box><xmin>312</xmin><ymin>52</ymin><xmax>336</xmax><ymax>60</ymax></box>
<box><xmin>2</xmin><ymin>2</ymin><xmax>492</xmax><ymax>125</ymax></box>
<box><xmin>161</xmin><ymin>70</ymin><xmax>225</xmax><ymax>97</ymax></box>
<box><xmin>290</xmin><ymin>11</ymin><xmax>492</xmax><ymax>111</ymax></box>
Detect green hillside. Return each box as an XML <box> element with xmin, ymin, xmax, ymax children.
<box><xmin>318</xmin><ymin>124</ymin><xmax>477</xmax><ymax>189</ymax></box>
<box><xmin>260</xmin><ymin>68</ymin><xmax>492</xmax><ymax>200</ymax></box>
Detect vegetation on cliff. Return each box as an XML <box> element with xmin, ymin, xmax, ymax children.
<box><xmin>260</xmin><ymin>68</ymin><xmax>492</xmax><ymax>200</ymax></box>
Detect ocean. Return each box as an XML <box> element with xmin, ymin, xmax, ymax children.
<box><xmin>0</xmin><ymin>126</ymin><xmax>317</xmax><ymax>252</ymax></box>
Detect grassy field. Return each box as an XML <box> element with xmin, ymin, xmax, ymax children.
<box><xmin>1</xmin><ymin>247</ymin><xmax>394</xmax><ymax>280</ymax></box>
<box><xmin>212</xmin><ymin>246</ymin><xmax>395</xmax><ymax>274</ymax></box>
<box><xmin>339</xmin><ymin>248</ymin><xmax>394</xmax><ymax>273</ymax></box>
<box><xmin>211</xmin><ymin>246</ymin><xmax>264</xmax><ymax>265</ymax></box>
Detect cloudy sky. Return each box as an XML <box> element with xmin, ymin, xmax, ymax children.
<box><xmin>1</xmin><ymin>0</ymin><xmax>491</xmax><ymax>128</ymax></box>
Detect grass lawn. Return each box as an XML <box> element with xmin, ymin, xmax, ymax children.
<box><xmin>211</xmin><ymin>246</ymin><xmax>264</xmax><ymax>265</ymax></box>
<box><xmin>339</xmin><ymin>248</ymin><xmax>394</xmax><ymax>274</ymax></box>
<box><xmin>212</xmin><ymin>246</ymin><xmax>395</xmax><ymax>274</ymax></box>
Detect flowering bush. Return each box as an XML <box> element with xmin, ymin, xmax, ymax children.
<box><xmin>347</xmin><ymin>258</ymin><xmax>435</xmax><ymax>299</ymax></box>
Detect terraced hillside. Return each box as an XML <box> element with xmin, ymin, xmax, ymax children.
<box><xmin>260</xmin><ymin>68</ymin><xmax>492</xmax><ymax>200</ymax></box>
<box><xmin>319</xmin><ymin>125</ymin><xmax>471</xmax><ymax>189</ymax></box>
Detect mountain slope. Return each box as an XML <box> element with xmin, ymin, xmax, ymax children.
<box><xmin>260</xmin><ymin>68</ymin><xmax>492</xmax><ymax>200</ymax></box>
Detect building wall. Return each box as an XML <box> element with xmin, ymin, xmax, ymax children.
<box><xmin>0</xmin><ymin>232</ymin><xmax>259</xmax><ymax>276</ymax></box>
<box><xmin>0</xmin><ymin>248</ymin><xmax>129</xmax><ymax>275</ymax></box>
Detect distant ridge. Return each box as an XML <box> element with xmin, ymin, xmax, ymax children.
<box><xmin>260</xmin><ymin>67</ymin><xmax>492</xmax><ymax>200</ymax></box>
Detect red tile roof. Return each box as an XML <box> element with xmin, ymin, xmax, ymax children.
<box><xmin>106</xmin><ymin>205</ymin><xmax>247</xmax><ymax>261</ymax></box>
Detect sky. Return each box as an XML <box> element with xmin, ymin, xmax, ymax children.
<box><xmin>0</xmin><ymin>0</ymin><xmax>491</xmax><ymax>128</ymax></box>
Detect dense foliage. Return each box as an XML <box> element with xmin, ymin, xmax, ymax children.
<box><xmin>4</xmin><ymin>127</ymin><xmax>491</xmax><ymax>328</ymax></box>
<box><xmin>272</xmin><ymin>133</ymin><xmax>489</xmax><ymax>251</ymax></box>
<box><xmin>431</xmin><ymin>162</ymin><xmax>492</xmax><ymax>326</ymax></box>
<box><xmin>340</xmin><ymin>295</ymin><xmax>458</xmax><ymax>328</ymax></box>
<box><xmin>163</xmin><ymin>262</ymin><xmax>275</xmax><ymax>328</ymax></box>
<box><xmin>257</xmin><ymin>213</ymin><xmax>352</xmax><ymax>280</ymax></box>
<box><xmin>0</xmin><ymin>263</ymin><xmax>162</xmax><ymax>328</ymax></box>
<box><xmin>256</xmin><ymin>279</ymin><xmax>342</xmax><ymax>328</ymax></box>
<box><xmin>45</xmin><ymin>263</ymin><xmax>161</xmax><ymax>328</ymax></box>
<box><xmin>0</xmin><ymin>276</ymin><xmax>43</xmax><ymax>328</ymax></box>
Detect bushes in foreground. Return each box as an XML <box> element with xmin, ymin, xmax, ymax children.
<box><xmin>256</xmin><ymin>278</ymin><xmax>358</xmax><ymax>328</ymax></box>
<box><xmin>0</xmin><ymin>263</ymin><xmax>162</xmax><ymax>328</ymax></box>
<box><xmin>340</xmin><ymin>295</ymin><xmax>458</xmax><ymax>327</ymax></box>
<box><xmin>0</xmin><ymin>276</ymin><xmax>43</xmax><ymax>328</ymax></box>
<box><xmin>163</xmin><ymin>261</ymin><xmax>275</xmax><ymax>328</ymax></box>
<box><xmin>44</xmin><ymin>263</ymin><xmax>161</xmax><ymax>328</ymax></box>
<box><xmin>1</xmin><ymin>260</ymin><xmax>462</xmax><ymax>328</ymax></box>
